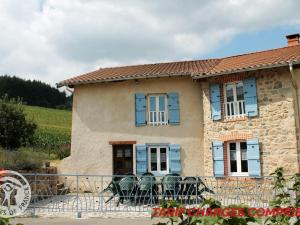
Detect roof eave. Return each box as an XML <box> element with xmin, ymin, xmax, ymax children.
<box><xmin>57</xmin><ymin>72</ymin><xmax>192</xmax><ymax>87</ymax></box>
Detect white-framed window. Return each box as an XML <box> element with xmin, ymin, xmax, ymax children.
<box><xmin>148</xmin><ymin>146</ymin><xmax>169</xmax><ymax>174</ymax></box>
<box><xmin>148</xmin><ymin>95</ymin><xmax>168</xmax><ymax>125</ymax></box>
<box><xmin>227</xmin><ymin>141</ymin><xmax>248</xmax><ymax>176</ymax></box>
<box><xmin>224</xmin><ymin>81</ymin><xmax>245</xmax><ymax>118</ymax></box>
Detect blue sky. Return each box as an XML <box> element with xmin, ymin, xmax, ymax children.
<box><xmin>205</xmin><ymin>25</ymin><xmax>300</xmax><ymax>59</ymax></box>
<box><xmin>0</xmin><ymin>0</ymin><xmax>299</xmax><ymax>85</ymax></box>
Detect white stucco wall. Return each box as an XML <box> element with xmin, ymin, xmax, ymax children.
<box><xmin>60</xmin><ymin>76</ymin><xmax>204</xmax><ymax>176</ymax></box>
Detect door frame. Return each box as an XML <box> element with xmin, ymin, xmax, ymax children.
<box><xmin>112</xmin><ymin>144</ymin><xmax>134</xmax><ymax>175</ymax></box>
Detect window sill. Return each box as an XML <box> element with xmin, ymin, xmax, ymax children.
<box><xmin>148</xmin><ymin>123</ymin><xmax>169</xmax><ymax>126</ymax></box>
<box><xmin>223</xmin><ymin>115</ymin><xmax>247</xmax><ymax>122</ymax></box>
<box><xmin>216</xmin><ymin>176</ymin><xmax>260</xmax><ymax>181</ymax></box>
<box><xmin>229</xmin><ymin>172</ymin><xmax>249</xmax><ymax>176</ymax></box>
<box><xmin>150</xmin><ymin>171</ymin><xmax>169</xmax><ymax>176</ymax></box>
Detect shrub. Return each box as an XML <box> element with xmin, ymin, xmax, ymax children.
<box><xmin>0</xmin><ymin>218</ymin><xmax>23</xmax><ymax>225</ymax></box>
<box><xmin>266</xmin><ymin>167</ymin><xmax>300</xmax><ymax>225</ymax></box>
<box><xmin>0</xmin><ymin>148</ymin><xmax>45</xmax><ymax>171</ymax></box>
<box><xmin>0</xmin><ymin>96</ymin><xmax>36</xmax><ymax>149</ymax></box>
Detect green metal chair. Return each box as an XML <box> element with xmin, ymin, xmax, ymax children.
<box><xmin>181</xmin><ymin>177</ymin><xmax>197</xmax><ymax>194</ymax></box>
<box><xmin>196</xmin><ymin>177</ymin><xmax>215</xmax><ymax>198</ymax></box>
<box><xmin>101</xmin><ymin>176</ymin><xmax>121</xmax><ymax>204</ymax></box>
<box><xmin>135</xmin><ymin>172</ymin><xmax>158</xmax><ymax>205</ymax></box>
<box><xmin>161</xmin><ymin>173</ymin><xmax>182</xmax><ymax>200</ymax></box>
<box><xmin>180</xmin><ymin>177</ymin><xmax>201</xmax><ymax>204</ymax></box>
<box><xmin>118</xmin><ymin>175</ymin><xmax>137</xmax><ymax>205</ymax></box>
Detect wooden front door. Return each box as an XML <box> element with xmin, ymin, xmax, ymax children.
<box><xmin>113</xmin><ymin>145</ymin><xmax>133</xmax><ymax>175</ymax></box>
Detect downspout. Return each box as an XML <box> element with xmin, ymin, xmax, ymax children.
<box><xmin>290</xmin><ymin>63</ymin><xmax>298</xmax><ymax>89</ymax></box>
<box><xmin>289</xmin><ymin>62</ymin><xmax>299</xmax><ymax>121</ymax></box>
<box><xmin>289</xmin><ymin>62</ymin><xmax>300</xmax><ymax>172</ymax></box>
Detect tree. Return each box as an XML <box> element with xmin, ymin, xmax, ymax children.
<box><xmin>0</xmin><ymin>96</ymin><xmax>36</xmax><ymax>149</ymax></box>
<box><xmin>0</xmin><ymin>75</ymin><xmax>71</xmax><ymax>109</ymax></box>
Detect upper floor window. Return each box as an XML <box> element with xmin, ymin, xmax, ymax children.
<box><xmin>224</xmin><ymin>81</ymin><xmax>245</xmax><ymax>119</ymax></box>
<box><xmin>135</xmin><ymin>92</ymin><xmax>180</xmax><ymax>126</ymax></box>
<box><xmin>210</xmin><ymin>77</ymin><xmax>258</xmax><ymax>121</ymax></box>
<box><xmin>227</xmin><ymin>141</ymin><xmax>248</xmax><ymax>176</ymax></box>
<box><xmin>148</xmin><ymin>95</ymin><xmax>168</xmax><ymax>125</ymax></box>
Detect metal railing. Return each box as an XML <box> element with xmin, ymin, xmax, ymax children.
<box><xmin>21</xmin><ymin>173</ymin><xmax>281</xmax><ymax>216</ymax></box>
<box><xmin>224</xmin><ymin>100</ymin><xmax>245</xmax><ymax>119</ymax></box>
<box><xmin>148</xmin><ymin>111</ymin><xmax>168</xmax><ymax>125</ymax></box>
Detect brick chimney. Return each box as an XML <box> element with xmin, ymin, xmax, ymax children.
<box><xmin>286</xmin><ymin>33</ymin><xmax>299</xmax><ymax>46</ymax></box>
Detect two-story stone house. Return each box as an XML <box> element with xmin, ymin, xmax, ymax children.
<box><xmin>58</xmin><ymin>34</ymin><xmax>300</xmax><ymax>177</ymax></box>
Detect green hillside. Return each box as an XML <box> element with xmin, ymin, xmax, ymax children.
<box><xmin>24</xmin><ymin>105</ymin><xmax>72</xmax><ymax>159</ymax></box>
<box><xmin>24</xmin><ymin>105</ymin><xmax>72</xmax><ymax>134</ymax></box>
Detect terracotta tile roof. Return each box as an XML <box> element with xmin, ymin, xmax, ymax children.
<box><xmin>194</xmin><ymin>44</ymin><xmax>300</xmax><ymax>78</ymax></box>
<box><xmin>58</xmin><ymin>45</ymin><xmax>300</xmax><ymax>87</ymax></box>
<box><xmin>58</xmin><ymin>59</ymin><xmax>220</xmax><ymax>87</ymax></box>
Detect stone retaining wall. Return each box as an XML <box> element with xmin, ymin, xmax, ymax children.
<box><xmin>21</xmin><ymin>167</ymin><xmax>59</xmax><ymax>198</ymax></box>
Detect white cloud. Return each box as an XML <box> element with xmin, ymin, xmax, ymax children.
<box><xmin>0</xmin><ymin>0</ymin><xmax>299</xmax><ymax>86</ymax></box>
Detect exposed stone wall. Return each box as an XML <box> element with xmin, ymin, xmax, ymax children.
<box><xmin>201</xmin><ymin>67</ymin><xmax>300</xmax><ymax>176</ymax></box>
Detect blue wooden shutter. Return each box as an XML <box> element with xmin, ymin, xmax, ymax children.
<box><xmin>169</xmin><ymin>144</ymin><xmax>181</xmax><ymax>173</ymax></box>
<box><xmin>135</xmin><ymin>93</ymin><xmax>146</xmax><ymax>126</ymax></box>
<box><xmin>243</xmin><ymin>77</ymin><xmax>258</xmax><ymax>117</ymax></box>
<box><xmin>209</xmin><ymin>84</ymin><xmax>221</xmax><ymax>121</ymax></box>
<box><xmin>168</xmin><ymin>92</ymin><xmax>180</xmax><ymax>125</ymax></box>
<box><xmin>136</xmin><ymin>144</ymin><xmax>147</xmax><ymax>174</ymax></box>
<box><xmin>247</xmin><ymin>138</ymin><xmax>261</xmax><ymax>177</ymax></box>
<box><xmin>212</xmin><ymin>140</ymin><xmax>224</xmax><ymax>177</ymax></box>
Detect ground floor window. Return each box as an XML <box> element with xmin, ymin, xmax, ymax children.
<box><xmin>148</xmin><ymin>146</ymin><xmax>169</xmax><ymax>174</ymax></box>
<box><xmin>227</xmin><ymin>141</ymin><xmax>248</xmax><ymax>176</ymax></box>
